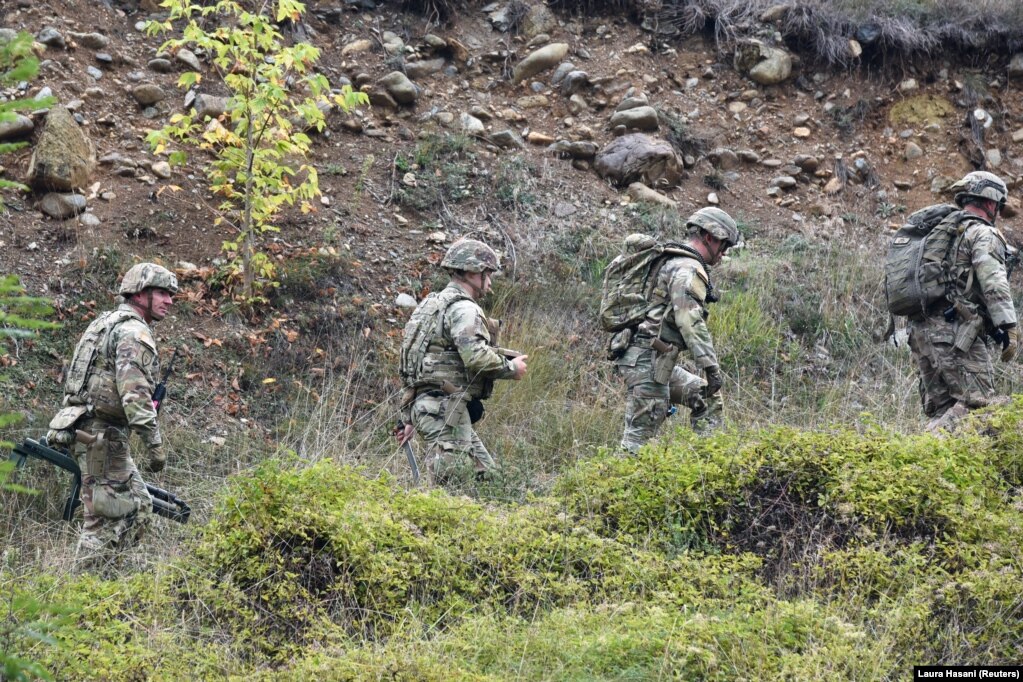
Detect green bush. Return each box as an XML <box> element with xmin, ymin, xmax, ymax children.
<box><xmin>10</xmin><ymin>400</ymin><xmax>1023</xmax><ymax>678</ymax></box>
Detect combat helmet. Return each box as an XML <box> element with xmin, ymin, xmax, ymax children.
<box><xmin>686</xmin><ymin>207</ymin><xmax>742</xmax><ymax>248</ymax></box>
<box><xmin>951</xmin><ymin>171</ymin><xmax>1008</xmax><ymax>211</ymax></box>
<box><xmin>118</xmin><ymin>263</ymin><xmax>179</xmax><ymax>296</ymax></box>
<box><xmin>441</xmin><ymin>239</ymin><xmax>501</xmax><ymax>273</ymax></box>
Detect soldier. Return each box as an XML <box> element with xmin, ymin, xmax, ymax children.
<box><xmin>616</xmin><ymin>207</ymin><xmax>741</xmax><ymax>453</ymax></box>
<box><xmin>396</xmin><ymin>239</ymin><xmax>528</xmax><ymax>488</ymax></box>
<box><xmin>46</xmin><ymin>263</ymin><xmax>177</xmax><ymax>569</ymax></box>
<box><xmin>908</xmin><ymin>171</ymin><xmax>1017</xmax><ymax>430</ymax></box>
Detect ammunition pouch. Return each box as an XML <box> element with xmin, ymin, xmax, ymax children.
<box><xmin>91</xmin><ymin>473</ymin><xmax>143</xmax><ymax>519</ymax></box>
<box><xmin>478</xmin><ymin>378</ymin><xmax>495</xmax><ymax>401</ymax></box>
<box><xmin>951</xmin><ymin>300</ymin><xmax>987</xmax><ymax>353</ymax></box>
<box><xmin>953</xmin><ymin>318</ymin><xmax>984</xmax><ymax>353</ymax></box>
<box><xmin>467</xmin><ymin>398</ymin><xmax>485</xmax><ymax>424</ymax></box>
<box><xmin>46</xmin><ymin>405</ymin><xmax>91</xmax><ymax>447</ymax></box>
<box><xmin>607</xmin><ymin>328</ymin><xmax>633</xmax><ymax>361</ymax></box>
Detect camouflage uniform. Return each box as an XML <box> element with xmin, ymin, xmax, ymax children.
<box><xmin>907</xmin><ymin>173</ymin><xmax>1017</xmax><ymax>422</ymax></box>
<box><xmin>618</xmin><ymin>253</ymin><xmax>723</xmax><ymax>451</ymax></box>
<box><xmin>400</xmin><ymin>241</ymin><xmax>518</xmax><ymax>488</ymax></box>
<box><xmin>908</xmin><ymin>214</ymin><xmax>1016</xmax><ymax>417</ymax></box>
<box><xmin>46</xmin><ymin>263</ymin><xmax>176</xmax><ymax>568</ymax></box>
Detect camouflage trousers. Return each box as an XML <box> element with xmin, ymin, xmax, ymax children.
<box><xmin>75</xmin><ymin>421</ymin><xmax>152</xmax><ymax>571</ymax></box>
<box><xmin>907</xmin><ymin>315</ymin><xmax>995</xmax><ymax>418</ymax></box>
<box><xmin>411</xmin><ymin>392</ymin><xmax>497</xmax><ymax>487</ymax></box>
<box><xmin>616</xmin><ymin>345</ymin><xmax>723</xmax><ymax>453</ymax></box>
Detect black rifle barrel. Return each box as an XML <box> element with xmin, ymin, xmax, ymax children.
<box><xmin>9</xmin><ymin>438</ymin><xmax>190</xmax><ymax>524</ymax></box>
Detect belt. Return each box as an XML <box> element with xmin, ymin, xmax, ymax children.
<box><xmin>632</xmin><ymin>335</ymin><xmax>674</xmax><ymax>353</ymax></box>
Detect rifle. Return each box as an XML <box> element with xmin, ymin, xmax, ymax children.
<box><xmin>152</xmin><ymin>347</ymin><xmax>179</xmax><ymax>413</ymax></box>
<box><xmin>395</xmin><ymin>419</ymin><xmax>420</xmax><ymax>485</ymax></box>
<box><xmin>7</xmin><ymin>436</ymin><xmax>191</xmax><ymax>523</ymax></box>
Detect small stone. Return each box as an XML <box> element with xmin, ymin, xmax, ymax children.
<box><xmin>39</xmin><ymin>192</ymin><xmax>87</xmax><ymax>219</ymax></box>
<box><xmin>793</xmin><ymin>126</ymin><xmax>811</xmax><ymax>138</ymax></box>
<box><xmin>37</xmin><ymin>27</ymin><xmax>65</xmax><ymax>49</ymax></box>
<box><xmin>707</xmin><ymin>192</ymin><xmax>719</xmax><ymax>205</ymax></box>
<box><xmin>904</xmin><ymin>142</ymin><xmax>923</xmax><ymax>161</ymax></box>
<box><xmin>793</xmin><ymin>155</ymin><xmax>818</xmax><ymax>172</ymax></box>
<box><xmin>554</xmin><ymin>201</ymin><xmax>577</xmax><ymax>217</ymax></box>
<box><xmin>78</xmin><ymin>212</ymin><xmax>101</xmax><ymax>228</ymax></box>
<box><xmin>86</xmin><ymin>66</ymin><xmax>103</xmax><ymax>80</ymax></box>
<box><xmin>176</xmin><ymin>48</ymin><xmax>202</xmax><ymax>71</ymax></box>
<box><xmin>771</xmin><ymin>176</ymin><xmax>798</xmax><ymax>190</ymax></box>
<box><xmin>193</xmin><ymin>94</ymin><xmax>230</xmax><ymax>120</ymax></box>
<box><xmin>148</xmin><ymin>58</ymin><xmax>174</xmax><ymax>73</ymax></box>
<box><xmin>489</xmin><ymin>130</ymin><xmax>526</xmax><ymax>149</ymax></box>
<box><xmin>738</xmin><ymin>150</ymin><xmax>761</xmax><ymax>164</ymax></box>
<box><xmin>893</xmin><ymin>179</ymin><xmax>914</xmax><ymax>190</ymax></box>
<box><xmin>341</xmin><ymin>39</ymin><xmax>373</xmax><ymax>56</ymax></box>
<box><xmin>0</xmin><ymin>114</ymin><xmax>34</xmax><ymax>141</ymax></box>
<box><xmin>727</xmin><ymin>101</ymin><xmax>747</xmax><ymax>114</ymax></box>
<box><xmin>1012</xmin><ymin>128</ymin><xmax>1023</xmax><ymax>143</ymax></box>
<box><xmin>396</xmin><ymin>293</ymin><xmax>418</xmax><ymax>308</ymax></box>
<box><xmin>986</xmin><ymin>148</ymin><xmax>1002</xmax><ymax>168</ymax></box>
<box><xmin>898</xmin><ymin>78</ymin><xmax>919</xmax><ymax>92</ymax></box>
<box><xmin>70</xmin><ymin>32</ymin><xmax>109</xmax><ymax>49</ymax></box>
<box><xmin>824</xmin><ymin>177</ymin><xmax>843</xmax><ymax>194</ymax></box>
<box><xmin>459</xmin><ymin>113</ymin><xmax>485</xmax><ymax>134</ymax></box>
<box><xmin>516</xmin><ymin>95</ymin><xmax>549</xmax><ymax>109</ymax></box>
<box><xmin>526</xmin><ymin>131</ymin><xmax>555</xmax><ymax>145</ymax></box>
<box><xmin>132</xmin><ymin>83</ymin><xmax>166</xmax><ymax>106</ymax></box>
<box><xmin>762</xmin><ymin>159</ymin><xmax>783</xmax><ymax>168</ymax></box>
<box><xmin>151</xmin><ymin>161</ymin><xmax>172</xmax><ymax>179</ymax></box>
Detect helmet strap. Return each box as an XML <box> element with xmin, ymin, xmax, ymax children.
<box><xmin>127</xmin><ymin>289</ymin><xmax>156</xmax><ymax>323</ymax></box>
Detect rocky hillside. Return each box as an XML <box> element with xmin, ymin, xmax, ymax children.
<box><xmin>3</xmin><ymin>0</ymin><xmax>1023</xmax><ymax>434</ymax></box>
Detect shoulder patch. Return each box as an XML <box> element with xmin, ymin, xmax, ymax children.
<box><xmin>118</xmin><ymin>320</ymin><xmax>157</xmax><ymax>353</ymax></box>
<box><xmin>688</xmin><ymin>271</ymin><xmax>708</xmax><ymax>303</ymax></box>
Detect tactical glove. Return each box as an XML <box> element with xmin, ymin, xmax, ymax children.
<box><xmin>703</xmin><ymin>365</ymin><xmax>723</xmax><ymax>398</ymax></box>
<box><xmin>145</xmin><ymin>445</ymin><xmax>166</xmax><ymax>473</ymax></box>
<box><xmin>1000</xmin><ymin>325</ymin><xmax>1018</xmax><ymax>363</ymax></box>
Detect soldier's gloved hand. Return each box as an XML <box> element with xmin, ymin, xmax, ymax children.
<box><xmin>1000</xmin><ymin>325</ymin><xmax>1018</xmax><ymax>363</ymax></box>
<box><xmin>145</xmin><ymin>445</ymin><xmax>166</xmax><ymax>473</ymax></box>
<box><xmin>703</xmin><ymin>365</ymin><xmax>723</xmax><ymax>398</ymax></box>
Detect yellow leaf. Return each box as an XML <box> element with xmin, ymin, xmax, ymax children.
<box><xmin>262</xmin><ymin>378</ymin><xmax>276</xmax><ymax>385</ymax></box>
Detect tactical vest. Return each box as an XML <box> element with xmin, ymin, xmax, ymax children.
<box><xmin>63</xmin><ymin>308</ymin><xmax>141</xmax><ymax>422</ymax></box>
<box><xmin>399</xmin><ymin>287</ymin><xmax>491</xmax><ymax>398</ymax></box>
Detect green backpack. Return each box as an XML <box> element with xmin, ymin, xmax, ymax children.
<box><xmin>599</xmin><ymin>236</ymin><xmax>690</xmax><ymax>332</ymax></box>
<box><xmin>883</xmin><ymin>204</ymin><xmax>969</xmax><ymax>317</ymax></box>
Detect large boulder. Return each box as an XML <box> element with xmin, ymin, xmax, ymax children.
<box><xmin>512</xmin><ymin>43</ymin><xmax>569</xmax><ymax>84</ymax></box>
<box><xmin>26</xmin><ymin>106</ymin><xmax>95</xmax><ymax>192</ymax></box>
<box><xmin>734</xmin><ymin>39</ymin><xmax>792</xmax><ymax>85</ymax></box>
<box><xmin>594</xmin><ymin>133</ymin><xmax>684</xmax><ymax>189</ymax></box>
